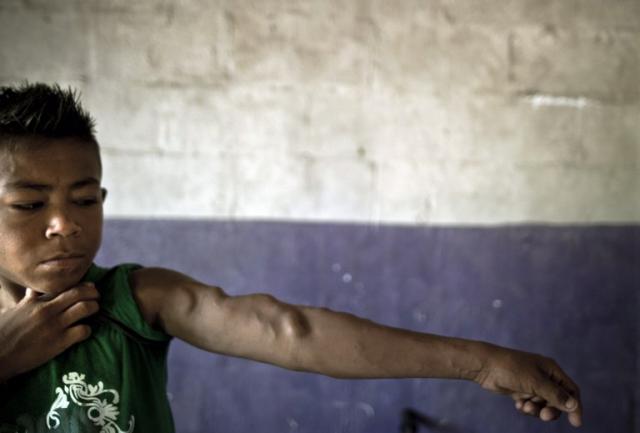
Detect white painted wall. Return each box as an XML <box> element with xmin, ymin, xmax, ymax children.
<box><xmin>1</xmin><ymin>1</ymin><xmax>638</xmax><ymax>224</ymax></box>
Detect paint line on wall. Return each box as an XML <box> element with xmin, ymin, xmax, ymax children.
<box><xmin>524</xmin><ymin>93</ymin><xmax>594</xmax><ymax>109</ymax></box>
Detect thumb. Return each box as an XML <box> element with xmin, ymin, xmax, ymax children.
<box><xmin>536</xmin><ymin>378</ymin><xmax>578</xmax><ymax>412</ymax></box>
<box><xmin>22</xmin><ymin>288</ymin><xmax>38</xmax><ymax>302</ymax></box>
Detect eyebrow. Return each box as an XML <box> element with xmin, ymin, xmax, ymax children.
<box><xmin>5</xmin><ymin>177</ymin><xmax>101</xmax><ymax>192</ymax></box>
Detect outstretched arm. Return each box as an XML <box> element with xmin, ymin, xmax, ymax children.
<box><xmin>131</xmin><ymin>267</ymin><xmax>582</xmax><ymax>427</ymax></box>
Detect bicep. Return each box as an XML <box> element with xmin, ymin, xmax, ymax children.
<box><xmin>130</xmin><ymin>267</ymin><xmax>227</xmax><ymax>342</ymax></box>
<box><xmin>130</xmin><ymin>268</ymin><xmax>308</xmax><ymax>360</ymax></box>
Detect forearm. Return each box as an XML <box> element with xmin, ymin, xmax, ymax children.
<box><xmin>290</xmin><ymin>305</ymin><xmax>491</xmax><ymax>381</ymax></box>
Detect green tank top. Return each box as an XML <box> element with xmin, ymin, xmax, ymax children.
<box><xmin>0</xmin><ymin>263</ymin><xmax>175</xmax><ymax>433</ymax></box>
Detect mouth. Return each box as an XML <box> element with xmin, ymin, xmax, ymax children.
<box><xmin>40</xmin><ymin>253</ymin><xmax>87</xmax><ymax>269</ymax></box>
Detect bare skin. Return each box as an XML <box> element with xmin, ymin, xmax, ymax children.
<box><xmin>0</xmin><ymin>284</ymin><xmax>100</xmax><ymax>382</ymax></box>
<box><xmin>131</xmin><ymin>268</ymin><xmax>582</xmax><ymax>427</ymax></box>
<box><xmin>0</xmin><ymin>138</ymin><xmax>582</xmax><ymax>427</ymax></box>
<box><xmin>0</xmin><ymin>138</ymin><xmax>104</xmax><ymax>383</ymax></box>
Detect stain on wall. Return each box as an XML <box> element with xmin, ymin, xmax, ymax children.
<box><xmin>0</xmin><ymin>0</ymin><xmax>637</xmax><ymax>223</ymax></box>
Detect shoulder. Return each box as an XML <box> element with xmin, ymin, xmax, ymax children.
<box><xmin>129</xmin><ymin>267</ymin><xmax>219</xmax><ymax>297</ymax></box>
<box><xmin>85</xmin><ymin>264</ymin><xmax>172</xmax><ymax>341</ymax></box>
<box><xmin>129</xmin><ymin>267</ymin><xmax>193</xmax><ymax>290</ymax></box>
<box><xmin>128</xmin><ymin>267</ymin><xmax>185</xmax><ymax>328</ymax></box>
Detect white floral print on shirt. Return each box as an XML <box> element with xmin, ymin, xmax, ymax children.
<box><xmin>46</xmin><ymin>372</ymin><xmax>135</xmax><ymax>433</ymax></box>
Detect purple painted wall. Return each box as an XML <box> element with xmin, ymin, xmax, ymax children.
<box><xmin>96</xmin><ymin>220</ymin><xmax>639</xmax><ymax>433</ymax></box>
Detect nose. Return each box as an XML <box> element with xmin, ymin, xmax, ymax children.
<box><xmin>45</xmin><ymin>208</ymin><xmax>82</xmax><ymax>239</ymax></box>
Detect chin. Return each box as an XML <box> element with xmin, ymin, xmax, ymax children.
<box><xmin>36</xmin><ymin>279</ymin><xmax>84</xmax><ymax>296</ymax></box>
<box><xmin>29</xmin><ymin>261</ymin><xmax>92</xmax><ymax>295</ymax></box>
<box><xmin>29</xmin><ymin>277</ymin><xmax>82</xmax><ymax>296</ymax></box>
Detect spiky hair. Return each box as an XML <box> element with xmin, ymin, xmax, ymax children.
<box><xmin>0</xmin><ymin>82</ymin><xmax>97</xmax><ymax>143</ymax></box>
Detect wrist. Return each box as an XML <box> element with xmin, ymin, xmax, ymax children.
<box><xmin>452</xmin><ymin>339</ymin><xmax>495</xmax><ymax>382</ymax></box>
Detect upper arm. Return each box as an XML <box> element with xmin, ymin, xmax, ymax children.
<box><xmin>129</xmin><ymin>267</ymin><xmax>310</xmax><ymax>365</ymax></box>
<box><xmin>129</xmin><ymin>267</ymin><xmax>226</xmax><ymax>344</ymax></box>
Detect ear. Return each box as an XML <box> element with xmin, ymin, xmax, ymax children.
<box><xmin>101</xmin><ymin>188</ymin><xmax>108</xmax><ymax>203</ymax></box>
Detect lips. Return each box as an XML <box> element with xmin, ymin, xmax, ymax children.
<box><xmin>39</xmin><ymin>253</ymin><xmax>87</xmax><ymax>272</ymax></box>
<box><xmin>41</xmin><ymin>253</ymin><xmax>86</xmax><ymax>264</ymax></box>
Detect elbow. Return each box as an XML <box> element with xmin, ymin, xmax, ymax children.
<box><xmin>274</xmin><ymin>305</ymin><xmax>314</xmax><ymax>371</ymax></box>
<box><xmin>245</xmin><ymin>294</ymin><xmax>313</xmax><ymax>371</ymax></box>
<box><xmin>279</xmin><ymin>307</ymin><xmax>311</xmax><ymax>340</ymax></box>
<box><xmin>248</xmin><ymin>294</ymin><xmax>311</xmax><ymax>345</ymax></box>
<box><xmin>252</xmin><ymin>293</ymin><xmax>311</xmax><ymax>341</ymax></box>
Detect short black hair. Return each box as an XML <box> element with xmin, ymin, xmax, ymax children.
<box><xmin>0</xmin><ymin>82</ymin><xmax>98</xmax><ymax>144</ymax></box>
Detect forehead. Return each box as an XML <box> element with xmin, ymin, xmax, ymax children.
<box><xmin>0</xmin><ymin>137</ymin><xmax>102</xmax><ymax>190</ymax></box>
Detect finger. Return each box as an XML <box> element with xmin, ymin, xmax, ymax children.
<box><xmin>547</xmin><ymin>359</ymin><xmax>580</xmax><ymax>392</ymax></box>
<box><xmin>23</xmin><ymin>288</ymin><xmax>56</xmax><ymax>302</ymax></box>
<box><xmin>568</xmin><ymin>410</ymin><xmax>582</xmax><ymax>428</ymax></box>
<box><xmin>540</xmin><ymin>406</ymin><xmax>561</xmax><ymax>422</ymax></box>
<box><xmin>47</xmin><ymin>283</ymin><xmax>99</xmax><ymax>314</ymax></box>
<box><xmin>22</xmin><ymin>288</ymin><xmax>39</xmax><ymax>303</ymax></box>
<box><xmin>511</xmin><ymin>393</ymin><xmax>533</xmax><ymax>401</ymax></box>
<box><xmin>516</xmin><ymin>396</ymin><xmax>559</xmax><ymax>421</ymax></box>
<box><xmin>60</xmin><ymin>300</ymin><xmax>100</xmax><ymax>328</ymax></box>
<box><xmin>542</xmin><ymin>359</ymin><xmax>583</xmax><ymax>426</ymax></box>
<box><xmin>534</xmin><ymin>377</ymin><xmax>577</xmax><ymax>413</ymax></box>
<box><xmin>514</xmin><ymin>400</ymin><xmax>533</xmax><ymax>416</ymax></box>
<box><xmin>559</xmin><ymin>377</ymin><xmax>582</xmax><ymax>427</ymax></box>
<box><xmin>523</xmin><ymin>400</ymin><xmax>541</xmax><ymax>417</ymax></box>
<box><xmin>60</xmin><ymin>324</ymin><xmax>93</xmax><ymax>351</ymax></box>
<box><xmin>544</xmin><ymin>359</ymin><xmax>582</xmax><ymax>408</ymax></box>
<box><xmin>563</xmin><ymin>387</ymin><xmax>583</xmax><ymax>428</ymax></box>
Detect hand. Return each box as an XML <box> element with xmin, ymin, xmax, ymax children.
<box><xmin>474</xmin><ymin>344</ymin><xmax>582</xmax><ymax>427</ymax></box>
<box><xmin>0</xmin><ymin>282</ymin><xmax>100</xmax><ymax>383</ymax></box>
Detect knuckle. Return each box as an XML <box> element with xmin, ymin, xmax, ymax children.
<box><xmin>89</xmin><ymin>300</ymin><xmax>100</xmax><ymax>313</ymax></box>
<box><xmin>77</xmin><ymin>301</ymin><xmax>91</xmax><ymax>316</ymax></box>
<box><xmin>66</xmin><ymin>287</ymin><xmax>82</xmax><ymax>300</ymax></box>
<box><xmin>80</xmin><ymin>325</ymin><xmax>92</xmax><ymax>339</ymax></box>
<box><xmin>83</xmin><ymin>300</ymin><xmax>99</xmax><ymax>316</ymax></box>
<box><xmin>555</xmin><ymin>389</ymin><xmax>568</xmax><ymax>403</ymax></box>
<box><xmin>67</xmin><ymin>325</ymin><xmax>91</xmax><ymax>343</ymax></box>
<box><xmin>31</xmin><ymin>304</ymin><xmax>51</xmax><ymax>321</ymax></box>
<box><xmin>49</xmin><ymin>315</ymin><xmax>65</xmax><ymax>331</ymax></box>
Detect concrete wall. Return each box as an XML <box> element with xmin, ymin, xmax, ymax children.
<box><xmin>1</xmin><ymin>2</ymin><xmax>639</xmax><ymax>433</ymax></box>
<box><xmin>1</xmin><ymin>0</ymin><xmax>638</xmax><ymax>224</ymax></box>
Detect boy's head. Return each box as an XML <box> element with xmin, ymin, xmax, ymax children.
<box><xmin>0</xmin><ymin>83</ymin><xmax>105</xmax><ymax>296</ymax></box>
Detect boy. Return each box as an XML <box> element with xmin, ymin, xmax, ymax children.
<box><xmin>0</xmin><ymin>83</ymin><xmax>581</xmax><ymax>432</ymax></box>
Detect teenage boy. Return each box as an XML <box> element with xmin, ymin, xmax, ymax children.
<box><xmin>0</xmin><ymin>83</ymin><xmax>582</xmax><ymax>432</ymax></box>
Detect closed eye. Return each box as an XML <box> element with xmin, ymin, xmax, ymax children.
<box><xmin>74</xmin><ymin>198</ymin><xmax>99</xmax><ymax>206</ymax></box>
<box><xmin>11</xmin><ymin>202</ymin><xmax>44</xmax><ymax>211</ymax></box>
